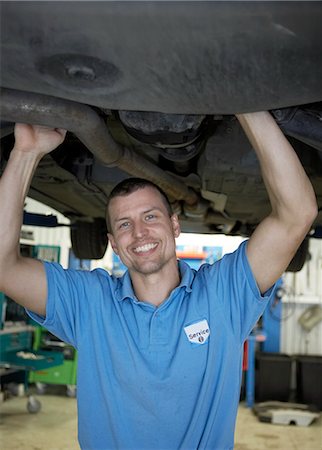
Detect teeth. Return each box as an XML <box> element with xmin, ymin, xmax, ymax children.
<box><xmin>133</xmin><ymin>243</ymin><xmax>157</xmax><ymax>253</ymax></box>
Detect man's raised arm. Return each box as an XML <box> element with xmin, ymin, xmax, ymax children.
<box><xmin>237</xmin><ymin>111</ymin><xmax>318</xmax><ymax>294</ymax></box>
<box><xmin>0</xmin><ymin>124</ymin><xmax>66</xmax><ymax>316</ymax></box>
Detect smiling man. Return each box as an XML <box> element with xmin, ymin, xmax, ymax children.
<box><xmin>0</xmin><ymin>112</ymin><xmax>317</xmax><ymax>449</ymax></box>
<box><xmin>107</xmin><ymin>179</ymin><xmax>181</xmax><ymax>306</ymax></box>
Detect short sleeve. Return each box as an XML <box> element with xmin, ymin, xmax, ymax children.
<box><xmin>26</xmin><ymin>261</ymin><xmax>114</xmax><ymax>348</ymax></box>
<box><xmin>200</xmin><ymin>240</ymin><xmax>278</xmax><ymax>342</ymax></box>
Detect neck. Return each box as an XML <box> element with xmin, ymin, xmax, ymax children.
<box><xmin>130</xmin><ymin>260</ymin><xmax>180</xmax><ymax>307</ymax></box>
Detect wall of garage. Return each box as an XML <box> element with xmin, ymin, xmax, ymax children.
<box><xmin>22</xmin><ymin>197</ymin><xmax>71</xmax><ymax>267</ymax></box>
<box><xmin>281</xmin><ymin>239</ymin><xmax>322</xmax><ymax>355</ymax></box>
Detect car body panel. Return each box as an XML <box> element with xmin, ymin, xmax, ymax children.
<box><xmin>1</xmin><ymin>2</ymin><xmax>322</xmax><ymax>113</ymax></box>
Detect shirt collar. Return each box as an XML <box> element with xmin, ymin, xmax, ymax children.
<box><xmin>115</xmin><ymin>259</ymin><xmax>194</xmax><ymax>302</ymax></box>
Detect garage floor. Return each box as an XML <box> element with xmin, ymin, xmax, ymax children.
<box><xmin>0</xmin><ymin>390</ymin><xmax>321</xmax><ymax>450</ymax></box>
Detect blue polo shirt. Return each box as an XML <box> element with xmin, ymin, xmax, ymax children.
<box><xmin>28</xmin><ymin>241</ymin><xmax>276</xmax><ymax>449</ymax></box>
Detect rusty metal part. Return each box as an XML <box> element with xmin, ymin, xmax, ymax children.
<box><xmin>0</xmin><ymin>88</ymin><xmax>199</xmax><ymax>206</ymax></box>
<box><xmin>205</xmin><ymin>211</ymin><xmax>236</xmax><ymax>233</ymax></box>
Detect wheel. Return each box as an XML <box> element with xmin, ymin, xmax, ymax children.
<box><xmin>27</xmin><ymin>395</ymin><xmax>41</xmax><ymax>414</ymax></box>
<box><xmin>286</xmin><ymin>238</ymin><xmax>309</xmax><ymax>272</ymax></box>
<box><xmin>66</xmin><ymin>385</ymin><xmax>77</xmax><ymax>398</ymax></box>
<box><xmin>71</xmin><ymin>218</ymin><xmax>108</xmax><ymax>260</ymax></box>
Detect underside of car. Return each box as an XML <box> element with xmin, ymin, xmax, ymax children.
<box><xmin>1</xmin><ymin>2</ymin><xmax>322</xmax><ymax>269</ymax></box>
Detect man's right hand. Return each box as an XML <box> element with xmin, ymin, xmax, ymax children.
<box><xmin>13</xmin><ymin>123</ymin><xmax>67</xmax><ymax>156</ymax></box>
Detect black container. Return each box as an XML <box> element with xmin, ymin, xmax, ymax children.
<box><xmin>255</xmin><ymin>352</ymin><xmax>292</xmax><ymax>402</ymax></box>
<box><xmin>296</xmin><ymin>355</ymin><xmax>322</xmax><ymax>410</ymax></box>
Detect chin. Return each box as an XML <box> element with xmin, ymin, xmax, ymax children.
<box><xmin>132</xmin><ymin>260</ymin><xmax>164</xmax><ymax>275</ymax></box>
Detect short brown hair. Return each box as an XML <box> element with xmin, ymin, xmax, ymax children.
<box><xmin>106</xmin><ymin>178</ymin><xmax>173</xmax><ymax>232</ymax></box>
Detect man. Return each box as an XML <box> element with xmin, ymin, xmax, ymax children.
<box><xmin>0</xmin><ymin>112</ymin><xmax>317</xmax><ymax>449</ymax></box>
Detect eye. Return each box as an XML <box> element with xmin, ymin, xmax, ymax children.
<box><xmin>119</xmin><ymin>221</ymin><xmax>130</xmax><ymax>229</ymax></box>
<box><xmin>145</xmin><ymin>214</ymin><xmax>156</xmax><ymax>221</ymax></box>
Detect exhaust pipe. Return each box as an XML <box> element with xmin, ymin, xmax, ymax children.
<box><xmin>0</xmin><ymin>88</ymin><xmax>199</xmax><ymax>206</ymax></box>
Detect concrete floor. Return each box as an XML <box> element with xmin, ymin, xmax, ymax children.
<box><xmin>0</xmin><ymin>389</ymin><xmax>321</xmax><ymax>450</ymax></box>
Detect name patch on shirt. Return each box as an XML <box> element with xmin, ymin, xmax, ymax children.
<box><xmin>184</xmin><ymin>319</ymin><xmax>210</xmax><ymax>345</ymax></box>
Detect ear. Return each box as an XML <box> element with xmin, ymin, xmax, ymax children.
<box><xmin>108</xmin><ymin>233</ymin><xmax>119</xmax><ymax>255</ymax></box>
<box><xmin>171</xmin><ymin>214</ymin><xmax>181</xmax><ymax>238</ymax></box>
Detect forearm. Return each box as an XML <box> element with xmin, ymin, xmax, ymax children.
<box><xmin>236</xmin><ymin>111</ymin><xmax>317</xmax><ymax>293</ymax></box>
<box><xmin>0</xmin><ymin>149</ymin><xmax>42</xmax><ymax>271</ymax></box>
<box><xmin>237</xmin><ymin>111</ymin><xmax>317</xmax><ymax>227</ymax></box>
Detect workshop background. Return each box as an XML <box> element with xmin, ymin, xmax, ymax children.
<box><xmin>1</xmin><ymin>198</ymin><xmax>321</xmax><ymax>449</ymax></box>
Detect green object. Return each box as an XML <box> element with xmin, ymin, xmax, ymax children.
<box><xmin>0</xmin><ymin>330</ymin><xmax>32</xmax><ymax>356</ymax></box>
<box><xmin>29</xmin><ymin>327</ymin><xmax>78</xmax><ymax>386</ymax></box>
<box><xmin>29</xmin><ymin>357</ymin><xmax>77</xmax><ymax>385</ymax></box>
<box><xmin>0</xmin><ymin>292</ymin><xmax>7</xmax><ymax>329</ymax></box>
<box><xmin>1</xmin><ymin>348</ymin><xmax>64</xmax><ymax>371</ymax></box>
<box><xmin>0</xmin><ymin>326</ymin><xmax>64</xmax><ymax>371</ymax></box>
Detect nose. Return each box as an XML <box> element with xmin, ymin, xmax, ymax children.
<box><xmin>132</xmin><ymin>221</ymin><xmax>148</xmax><ymax>239</ymax></box>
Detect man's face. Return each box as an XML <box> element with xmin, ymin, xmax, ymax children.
<box><xmin>107</xmin><ymin>186</ymin><xmax>180</xmax><ymax>276</ymax></box>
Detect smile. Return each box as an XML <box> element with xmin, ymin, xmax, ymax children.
<box><xmin>133</xmin><ymin>243</ymin><xmax>158</xmax><ymax>253</ymax></box>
